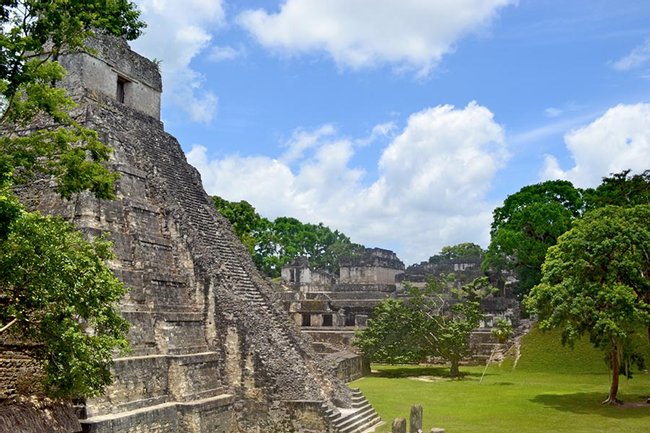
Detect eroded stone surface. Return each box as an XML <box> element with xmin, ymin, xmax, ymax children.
<box><xmin>409</xmin><ymin>405</ymin><xmax>422</xmax><ymax>433</ymax></box>
<box><xmin>392</xmin><ymin>418</ymin><xmax>407</xmax><ymax>433</ymax></box>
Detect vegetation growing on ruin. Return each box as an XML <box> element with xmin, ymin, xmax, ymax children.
<box><xmin>428</xmin><ymin>242</ymin><xmax>484</xmax><ymax>264</ymax></box>
<box><xmin>0</xmin><ymin>0</ymin><xmax>145</xmax><ymax>399</ymax></box>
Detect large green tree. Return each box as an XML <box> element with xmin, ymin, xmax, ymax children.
<box><xmin>356</xmin><ymin>277</ymin><xmax>493</xmax><ymax>377</ymax></box>
<box><xmin>0</xmin><ymin>0</ymin><xmax>144</xmax><ymax>399</ymax></box>
<box><xmin>525</xmin><ymin>205</ymin><xmax>650</xmax><ymax>404</ymax></box>
<box><xmin>483</xmin><ymin>180</ymin><xmax>585</xmax><ymax>297</ymax></box>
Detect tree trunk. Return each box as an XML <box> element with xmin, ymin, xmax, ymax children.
<box><xmin>450</xmin><ymin>357</ymin><xmax>460</xmax><ymax>378</ymax></box>
<box><xmin>603</xmin><ymin>344</ymin><xmax>621</xmax><ymax>405</ymax></box>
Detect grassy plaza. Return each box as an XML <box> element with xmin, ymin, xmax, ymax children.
<box><xmin>352</xmin><ymin>327</ymin><xmax>650</xmax><ymax>433</ymax></box>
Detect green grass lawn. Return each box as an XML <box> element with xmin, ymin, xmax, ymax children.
<box><xmin>350</xmin><ymin>327</ymin><xmax>650</xmax><ymax>433</ymax></box>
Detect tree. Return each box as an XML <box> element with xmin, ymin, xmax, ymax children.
<box><xmin>212</xmin><ymin>196</ymin><xmax>271</xmax><ymax>254</ymax></box>
<box><xmin>1</xmin><ymin>0</ymin><xmax>144</xmax><ymax>197</ymax></box>
<box><xmin>356</xmin><ymin>277</ymin><xmax>493</xmax><ymax>377</ymax></box>
<box><xmin>212</xmin><ymin>195</ymin><xmax>363</xmax><ymax>277</ymax></box>
<box><xmin>524</xmin><ymin>205</ymin><xmax>650</xmax><ymax>404</ymax></box>
<box><xmin>429</xmin><ymin>242</ymin><xmax>484</xmax><ymax>264</ymax></box>
<box><xmin>434</xmin><ymin>277</ymin><xmax>493</xmax><ymax>377</ymax></box>
<box><xmin>0</xmin><ymin>0</ymin><xmax>144</xmax><ymax>399</ymax></box>
<box><xmin>0</xmin><ymin>197</ymin><xmax>129</xmax><ymax>398</ymax></box>
<box><xmin>584</xmin><ymin>169</ymin><xmax>650</xmax><ymax>209</ymax></box>
<box><xmin>483</xmin><ymin>180</ymin><xmax>585</xmax><ymax>298</ymax></box>
<box><xmin>353</xmin><ymin>298</ymin><xmax>425</xmax><ymax>364</ymax></box>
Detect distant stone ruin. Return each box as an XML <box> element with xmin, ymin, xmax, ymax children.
<box><xmin>278</xmin><ymin>247</ymin><xmax>519</xmax><ymax>365</ymax></box>
<box><xmin>1</xmin><ymin>33</ymin><xmax>381</xmax><ymax>433</ymax></box>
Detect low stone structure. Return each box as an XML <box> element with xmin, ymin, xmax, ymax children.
<box><xmin>339</xmin><ymin>248</ymin><xmax>405</xmax><ymax>286</ymax></box>
<box><xmin>282</xmin><ymin>247</ymin><xmax>404</xmax><ymax>333</ymax></box>
<box><xmin>398</xmin><ymin>257</ymin><xmax>484</xmax><ymax>289</ymax></box>
<box><xmin>279</xmin><ymin>248</ymin><xmax>520</xmax><ymax>367</ymax></box>
<box><xmin>2</xmin><ymin>33</ymin><xmax>381</xmax><ymax>433</ymax></box>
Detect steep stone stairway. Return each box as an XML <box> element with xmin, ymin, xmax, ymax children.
<box><xmin>142</xmin><ymin>129</ymin><xmax>328</xmax><ymax>399</ymax></box>
<box><xmin>323</xmin><ymin>388</ymin><xmax>382</xmax><ymax>433</ymax></box>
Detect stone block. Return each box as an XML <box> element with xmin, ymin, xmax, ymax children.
<box><xmin>410</xmin><ymin>404</ymin><xmax>422</xmax><ymax>433</ymax></box>
<box><xmin>392</xmin><ymin>417</ymin><xmax>407</xmax><ymax>433</ymax></box>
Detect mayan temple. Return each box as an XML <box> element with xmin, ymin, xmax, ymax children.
<box><xmin>5</xmin><ymin>33</ymin><xmax>381</xmax><ymax>433</ymax></box>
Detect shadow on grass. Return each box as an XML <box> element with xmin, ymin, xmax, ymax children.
<box><xmin>371</xmin><ymin>365</ymin><xmax>482</xmax><ymax>380</ymax></box>
<box><xmin>531</xmin><ymin>393</ymin><xmax>650</xmax><ymax>418</ymax></box>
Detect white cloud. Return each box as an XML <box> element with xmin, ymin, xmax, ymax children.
<box><xmin>280</xmin><ymin>124</ymin><xmax>337</xmax><ymax>164</ymax></box>
<box><xmin>612</xmin><ymin>38</ymin><xmax>650</xmax><ymax>71</ymax></box>
<box><xmin>208</xmin><ymin>45</ymin><xmax>244</xmax><ymax>62</ymax></box>
<box><xmin>544</xmin><ymin>107</ymin><xmax>563</xmax><ymax>118</ymax></box>
<box><xmin>237</xmin><ymin>0</ymin><xmax>516</xmax><ymax>76</ymax></box>
<box><xmin>187</xmin><ymin>102</ymin><xmax>508</xmax><ymax>264</ymax></box>
<box><xmin>355</xmin><ymin>122</ymin><xmax>397</xmax><ymax>147</ymax></box>
<box><xmin>131</xmin><ymin>0</ymin><xmax>225</xmax><ymax>123</ymax></box>
<box><xmin>541</xmin><ymin>103</ymin><xmax>650</xmax><ymax>187</ymax></box>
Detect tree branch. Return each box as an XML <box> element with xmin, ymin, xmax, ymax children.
<box><xmin>0</xmin><ymin>318</ymin><xmax>17</xmax><ymax>334</ymax></box>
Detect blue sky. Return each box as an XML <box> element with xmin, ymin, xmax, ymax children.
<box><xmin>130</xmin><ymin>0</ymin><xmax>650</xmax><ymax>265</ymax></box>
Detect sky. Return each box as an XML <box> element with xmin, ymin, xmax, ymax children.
<box><xmin>129</xmin><ymin>0</ymin><xmax>650</xmax><ymax>266</ymax></box>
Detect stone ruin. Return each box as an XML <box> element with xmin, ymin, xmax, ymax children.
<box><xmin>278</xmin><ymin>247</ymin><xmax>520</xmax><ymax>366</ymax></box>
<box><xmin>0</xmin><ymin>33</ymin><xmax>382</xmax><ymax>433</ymax></box>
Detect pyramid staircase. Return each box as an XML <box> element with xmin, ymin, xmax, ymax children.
<box><xmin>323</xmin><ymin>388</ymin><xmax>382</xmax><ymax>433</ymax></box>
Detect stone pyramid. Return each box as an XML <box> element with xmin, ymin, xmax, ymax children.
<box><xmin>22</xmin><ymin>33</ymin><xmax>372</xmax><ymax>433</ymax></box>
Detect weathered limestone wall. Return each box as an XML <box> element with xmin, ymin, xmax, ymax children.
<box><xmin>323</xmin><ymin>352</ymin><xmax>369</xmax><ymax>383</ymax></box>
<box><xmin>0</xmin><ymin>346</ymin><xmax>42</xmax><ymax>401</ymax></box>
<box><xmin>400</xmin><ymin>257</ymin><xmax>484</xmax><ymax>287</ymax></box>
<box><xmin>339</xmin><ymin>248</ymin><xmax>404</xmax><ymax>285</ymax></box>
<box><xmin>0</xmin><ymin>399</ymin><xmax>81</xmax><ymax>433</ymax></box>
<box><xmin>59</xmin><ymin>32</ymin><xmax>161</xmax><ymax>119</ymax></box>
<box><xmin>281</xmin><ymin>258</ymin><xmax>337</xmax><ymax>292</ymax></box>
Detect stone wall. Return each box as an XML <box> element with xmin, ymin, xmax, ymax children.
<box><xmin>0</xmin><ymin>399</ymin><xmax>81</xmax><ymax>433</ymax></box>
<box><xmin>59</xmin><ymin>32</ymin><xmax>161</xmax><ymax>119</ymax></box>
<box><xmin>399</xmin><ymin>257</ymin><xmax>484</xmax><ymax>286</ymax></box>
<box><xmin>0</xmin><ymin>345</ymin><xmax>42</xmax><ymax>401</ymax></box>
<box><xmin>339</xmin><ymin>248</ymin><xmax>404</xmax><ymax>285</ymax></box>
<box><xmin>323</xmin><ymin>352</ymin><xmax>369</xmax><ymax>383</ymax></box>
<box><xmin>281</xmin><ymin>258</ymin><xmax>337</xmax><ymax>292</ymax></box>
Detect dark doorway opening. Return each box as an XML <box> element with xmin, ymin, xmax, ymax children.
<box><xmin>116</xmin><ymin>76</ymin><xmax>129</xmax><ymax>103</ymax></box>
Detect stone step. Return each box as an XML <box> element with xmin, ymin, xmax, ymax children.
<box><xmin>352</xmin><ymin>395</ymin><xmax>367</xmax><ymax>407</ymax></box>
<box><xmin>347</xmin><ymin>416</ymin><xmax>383</xmax><ymax>433</ymax></box>
<box><xmin>80</xmin><ymin>394</ymin><xmax>234</xmax><ymax>427</ymax></box>
<box><xmin>334</xmin><ymin>406</ymin><xmax>378</xmax><ymax>433</ymax></box>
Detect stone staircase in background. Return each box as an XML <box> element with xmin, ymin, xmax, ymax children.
<box><xmin>323</xmin><ymin>388</ymin><xmax>382</xmax><ymax>433</ymax></box>
<box><xmin>141</xmin><ymin>125</ymin><xmax>335</xmax><ymax>401</ymax></box>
